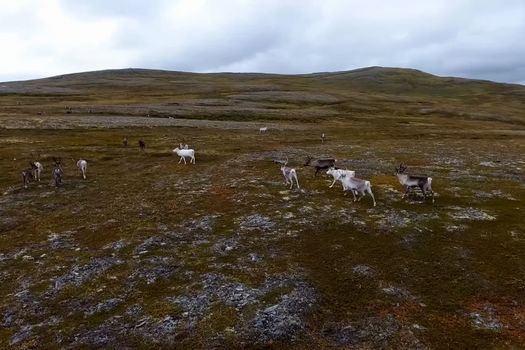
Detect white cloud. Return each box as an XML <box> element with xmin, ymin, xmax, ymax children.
<box><xmin>0</xmin><ymin>0</ymin><xmax>524</xmax><ymax>84</ymax></box>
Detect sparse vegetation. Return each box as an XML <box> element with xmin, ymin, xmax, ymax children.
<box><xmin>0</xmin><ymin>67</ymin><xmax>524</xmax><ymax>348</ymax></box>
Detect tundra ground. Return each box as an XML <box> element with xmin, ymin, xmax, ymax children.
<box><xmin>1</xmin><ymin>114</ymin><xmax>524</xmax><ymax>349</ymax></box>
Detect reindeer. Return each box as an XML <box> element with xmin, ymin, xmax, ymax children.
<box><xmin>340</xmin><ymin>174</ymin><xmax>376</xmax><ymax>207</ymax></box>
<box><xmin>30</xmin><ymin>161</ymin><xmax>43</xmax><ymax>182</ymax></box>
<box><xmin>173</xmin><ymin>147</ymin><xmax>196</xmax><ymax>164</ymax></box>
<box><xmin>22</xmin><ymin>167</ymin><xmax>34</xmax><ymax>188</ymax></box>
<box><xmin>138</xmin><ymin>140</ymin><xmax>146</xmax><ymax>151</ymax></box>
<box><xmin>259</xmin><ymin>127</ymin><xmax>268</xmax><ymax>133</ymax></box>
<box><xmin>277</xmin><ymin>157</ymin><xmax>300</xmax><ymax>189</ymax></box>
<box><xmin>179</xmin><ymin>143</ymin><xmax>189</xmax><ymax>150</ymax></box>
<box><xmin>77</xmin><ymin>159</ymin><xmax>88</xmax><ymax>179</ymax></box>
<box><xmin>304</xmin><ymin>156</ymin><xmax>336</xmax><ymax>177</ymax></box>
<box><xmin>395</xmin><ymin>164</ymin><xmax>434</xmax><ymax>203</ymax></box>
<box><xmin>326</xmin><ymin>167</ymin><xmax>355</xmax><ymax>189</ymax></box>
<box><xmin>321</xmin><ymin>133</ymin><xmax>326</xmax><ymax>143</ymax></box>
<box><xmin>122</xmin><ymin>136</ymin><xmax>128</xmax><ymax>147</ymax></box>
<box><xmin>52</xmin><ymin>158</ymin><xmax>64</xmax><ymax>187</ymax></box>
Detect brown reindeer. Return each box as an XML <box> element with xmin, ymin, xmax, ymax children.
<box><xmin>52</xmin><ymin>158</ymin><xmax>64</xmax><ymax>187</ymax></box>
<box><xmin>304</xmin><ymin>156</ymin><xmax>336</xmax><ymax>177</ymax></box>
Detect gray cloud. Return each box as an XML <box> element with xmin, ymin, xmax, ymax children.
<box><xmin>0</xmin><ymin>0</ymin><xmax>524</xmax><ymax>84</ymax></box>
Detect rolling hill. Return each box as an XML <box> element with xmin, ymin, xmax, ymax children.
<box><xmin>1</xmin><ymin>66</ymin><xmax>524</xmax><ymax>125</ymax></box>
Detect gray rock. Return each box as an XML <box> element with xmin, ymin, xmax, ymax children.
<box><xmin>85</xmin><ymin>298</ymin><xmax>123</xmax><ymax>316</ymax></box>
<box><xmin>248</xmin><ymin>285</ymin><xmax>316</xmax><ymax>344</ymax></box>
<box><xmin>211</xmin><ymin>237</ymin><xmax>239</xmax><ymax>256</ymax></box>
<box><xmin>352</xmin><ymin>264</ymin><xmax>375</xmax><ymax>277</ymax></box>
<box><xmin>448</xmin><ymin>207</ymin><xmax>496</xmax><ymax>221</ymax></box>
<box><xmin>128</xmin><ymin>256</ymin><xmax>179</xmax><ymax>284</ymax></box>
<box><xmin>468</xmin><ymin>304</ymin><xmax>503</xmax><ymax>331</ymax></box>
<box><xmin>103</xmin><ymin>239</ymin><xmax>126</xmax><ymax>251</ymax></box>
<box><xmin>322</xmin><ymin>322</ymin><xmax>357</xmax><ymax>347</ymax></box>
<box><xmin>133</xmin><ymin>236</ymin><xmax>169</xmax><ymax>255</ymax></box>
<box><xmin>239</xmin><ymin>214</ymin><xmax>275</xmax><ymax>231</ymax></box>
<box><xmin>10</xmin><ymin>325</ymin><xmax>33</xmax><ymax>345</ymax></box>
<box><xmin>52</xmin><ymin>257</ymin><xmax>121</xmax><ymax>292</ymax></box>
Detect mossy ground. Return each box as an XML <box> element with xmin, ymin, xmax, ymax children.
<box><xmin>0</xmin><ymin>114</ymin><xmax>524</xmax><ymax>348</ymax></box>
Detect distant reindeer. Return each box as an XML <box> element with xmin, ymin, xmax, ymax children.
<box><xmin>304</xmin><ymin>156</ymin><xmax>336</xmax><ymax>177</ymax></box>
<box><xmin>173</xmin><ymin>147</ymin><xmax>196</xmax><ymax>164</ymax></box>
<box><xmin>52</xmin><ymin>158</ymin><xmax>64</xmax><ymax>187</ymax></box>
<box><xmin>22</xmin><ymin>167</ymin><xmax>34</xmax><ymax>188</ymax></box>
<box><xmin>30</xmin><ymin>161</ymin><xmax>43</xmax><ymax>182</ymax></box>
<box><xmin>122</xmin><ymin>136</ymin><xmax>128</xmax><ymax>147</ymax></box>
<box><xmin>138</xmin><ymin>140</ymin><xmax>146</xmax><ymax>151</ymax></box>
<box><xmin>278</xmin><ymin>157</ymin><xmax>300</xmax><ymax>190</ymax></box>
<box><xmin>259</xmin><ymin>127</ymin><xmax>268</xmax><ymax>133</ymax></box>
<box><xmin>395</xmin><ymin>164</ymin><xmax>434</xmax><ymax>203</ymax></box>
<box><xmin>77</xmin><ymin>159</ymin><xmax>88</xmax><ymax>179</ymax></box>
<box><xmin>321</xmin><ymin>133</ymin><xmax>325</xmax><ymax>143</ymax></box>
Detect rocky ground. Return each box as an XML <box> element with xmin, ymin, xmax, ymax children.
<box><xmin>0</xmin><ymin>119</ymin><xmax>524</xmax><ymax>349</ymax></box>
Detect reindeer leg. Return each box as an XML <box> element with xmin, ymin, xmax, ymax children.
<box><xmin>367</xmin><ymin>188</ymin><xmax>376</xmax><ymax>207</ymax></box>
<box><xmin>314</xmin><ymin>168</ymin><xmax>319</xmax><ymax>177</ymax></box>
<box><xmin>351</xmin><ymin>189</ymin><xmax>357</xmax><ymax>202</ymax></box>
<box><xmin>419</xmin><ymin>185</ymin><xmax>427</xmax><ymax>200</ymax></box>
<box><xmin>427</xmin><ymin>184</ymin><xmax>435</xmax><ymax>203</ymax></box>
<box><xmin>178</xmin><ymin>156</ymin><xmax>182</xmax><ymax>164</ymax></box>
<box><xmin>403</xmin><ymin>186</ymin><xmax>410</xmax><ymax>199</ymax></box>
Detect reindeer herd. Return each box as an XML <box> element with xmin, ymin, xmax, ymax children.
<box><xmin>277</xmin><ymin>154</ymin><xmax>433</xmax><ymax>206</ymax></box>
<box><xmin>17</xmin><ymin>134</ymin><xmax>434</xmax><ymax>206</ymax></box>
<box><xmin>283</xmin><ymin>157</ymin><xmax>435</xmax><ymax>206</ymax></box>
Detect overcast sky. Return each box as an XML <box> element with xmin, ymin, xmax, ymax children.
<box><xmin>1</xmin><ymin>0</ymin><xmax>524</xmax><ymax>84</ymax></box>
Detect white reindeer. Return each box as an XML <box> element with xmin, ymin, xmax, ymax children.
<box><xmin>326</xmin><ymin>167</ymin><xmax>355</xmax><ymax>189</ymax></box>
<box><xmin>340</xmin><ymin>174</ymin><xmax>376</xmax><ymax>207</ymax></box>
<box><xmin>279</xmin><ymin>158</ymin><xmax>299</xmax><ymax>189</ymax></box>
<box><xmin>173</xmin><ymin>147</ymin><xmax>195</xmax><ymax>164</ymax></box>
<box><xmin>259</xmin><ymin>127</ymin><xmax>268</xmax><ymax>133</ymax></box>
<box><xmin>77</xmin><ymin>159</ymin><xmax>87</xmax><ymax>179</ymax></box>
<box><xmin>31</xmin><ymin>161</ymin><xmax>43</xmax><ymax>182</ymax></box>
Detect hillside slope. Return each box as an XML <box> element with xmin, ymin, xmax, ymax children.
<box><xmin>1</xmin><ymin>67</ymin><xmax>524</xmax><ymax>125</ymax></box>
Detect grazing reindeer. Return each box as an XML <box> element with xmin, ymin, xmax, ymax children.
<box><xmin>340</xmin><ymin>174</ymin><xmax>376</xmax><ymax>207</ymax></box>
<box><xmin>304</xmin><ymin>156</ymin><xmax>336</xmax><ymax>177</ymax></box>
<box><xmin>77</xmin><ymin>159</ymin><xmax>88</xmax><ymax>179</ymax></box>
<box><xmin>278</xmin><ymin>157</ymin><xmax>300</xmax><ymax>190</ymax></box>
<box><xmin>138</xmin><ymin>140</ymin><xmax>146</xmax><ymax>151</ymax></box>
<box><xmin>22</xmin><ymin>167</ymin><xmax>34</xmax><ymax>188</ymax></box>
<box><xmin>52</xmin><ymin>158</ymin><xmax>64</xmax><ymax>187</ymax></box>
<box><xmin>259</xmin><ymin>127</ymin><xmax>268</xmax><ymax>133</ymax></box>
<box><xmin>395</xmin><ymin>164</ymin><xmax>434</xmax><ymax>203</ymax></box>
<box><xmin>173</xmin><ymin>147</ymin><xmax>196</xmax><ymax>164</ymax></box>
<box><xmin>122</xmin><ymin>136</ymin><xmax>128</xmax><ymax>147</ymax></box>
<box><xmin>30</xmin><ymin>161</ymin><xmax>43</xmax><ymax>182</ymax></box>
<box><xmin>326</xmin><ymin>167</ymin><xmax>355</xmax><ymax>189</ymax></box>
